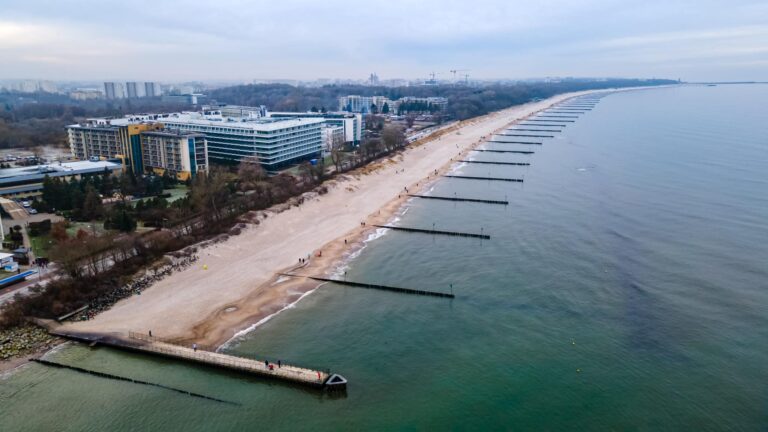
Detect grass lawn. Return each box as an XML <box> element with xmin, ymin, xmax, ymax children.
<box><xmin>29</xmin><ymin>234</ymin><xmax>54</xmax><ymax>258</ymax></box>
<box><xmin>66</xmin><ymin>221</ymin><xmax>107</xmax><ymax>237</ymax></box>
<box><xmin>134</xmin><ymin>184</ymin><xmax>189</xmax><ymax>204</ymax></box>
<box><xmin>164</xmin><ymin>184</ymin><xmax>189</xmax><ymax>202</ymax></box>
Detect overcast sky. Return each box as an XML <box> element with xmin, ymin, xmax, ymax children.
<box><xmin>1</xmin><ymin>0</ymin><xmax>766</xmax><ymax>82</ymax></box>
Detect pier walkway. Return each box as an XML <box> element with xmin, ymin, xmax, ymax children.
<box><xmin>43</xmin><ymin>325</ymin><xmax>346</xmax><ymax>391</ymax></box>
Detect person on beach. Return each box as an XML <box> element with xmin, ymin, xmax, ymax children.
<box><xmin>149</xmin><ymin>330</ymin><xmax>152</xmax><ymax>337</ymax></box>
<box><xmin>265</xmin><ymin>360</ymin><xmax>269</xmax><ymax>368</ymax></box>
<box><xmin>192</xmin><ymin>343</ymin><xmax>197</xmax><ymax>352</ymax></box>
<box><xmin>278</xmin><ymin>360</ymin><xmax>282</xmax><ymax>368</ymax></box>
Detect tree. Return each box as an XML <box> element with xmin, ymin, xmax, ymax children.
<box><xmin>370</xmin><ymin>103</ymin><xmax>378</xmax><ymax>114</ymax></box>
<box><xmin>50</xmin><ymin>221</ymin><xmax>69</xmax><ymax>242</ymax></box>
<box><xmin>190</xmin><ymin>168</ymin><xmax>232</xmax><ymax>223</ymax></box>
<box><xmin>405</xmin><ymin>115</ymin><xmax>416</xmax><ymax>128</ymax></box>
<box><xmin>82</xmin><ymin>184</ymin><xmax>103</xmax><ymax>220</ymax></box>
<box><xmin>381</xmin><ymin>125</ymin><xmax>405</xmax><ymax>152</ymax></box>
<box><xmin>382</xmin><ymin>102</ymin><xmax>390</xmax><ymax>114</ymax></box>
<box><xmin>236</xmin><ymin>155</ymin><xmax>266</xmax><ymax>191</ymax></box>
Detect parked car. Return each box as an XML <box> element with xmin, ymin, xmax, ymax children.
<box><xmin>21</xmin><ymin>201</ymin><xmax>31</xmax><ymax>208</ymax></box>
<box><xmin>29</xmin><ymin>209</ymin><xmax>38</xmax><ymax>215</ymax></box>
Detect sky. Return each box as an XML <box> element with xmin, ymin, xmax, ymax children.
<box><xmin>1</xmin><ymin>0</ymin><xmax>767</xmax><ymax>82</ymax></box>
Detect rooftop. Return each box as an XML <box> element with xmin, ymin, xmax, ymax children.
<box><xmin>161</xmin><ymin>113</ymin><xmax>324</xmax><ymax>131</ymax></box>
<box><xmin>0</xmin><ymin>160</ymin><xmax>122</xmax><ymax>183</ymax></box>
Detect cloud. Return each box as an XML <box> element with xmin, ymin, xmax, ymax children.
<box><xmin>0</xmin><ymin>0</ymin><xmax>766</xmax><ymax>81</ymax></box>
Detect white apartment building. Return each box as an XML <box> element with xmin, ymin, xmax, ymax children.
<box><xmin>160</xmin><ymin>112</ymin><xmax>324</xmax><ymax>169</ymax></box>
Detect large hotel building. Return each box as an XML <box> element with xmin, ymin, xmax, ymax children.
<box><xmin>66</xmin><ymin>119</ymin><xmax>208</xmax><ymax>180</ymax></box>
<box><xmin>159</xmin><ymin>112</ymin><xmax>324</xmax><ymax>168</ymax></box>
<box><xmin>66</xmin><ymin>108</ymin><xmax>327</xmax><ymax>175</ymax></box>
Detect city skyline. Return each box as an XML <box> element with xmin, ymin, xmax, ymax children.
<box><xmin>1</xmin><ymin>0</ymin><xmax>766</xmax><ymax>82</ymax></box>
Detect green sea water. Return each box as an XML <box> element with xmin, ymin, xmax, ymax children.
<box><xmin>2</xmin><ymin>84</ymin><xmax>767</xmax><ymax>431</ymax></box>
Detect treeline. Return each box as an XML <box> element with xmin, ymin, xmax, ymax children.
<box><xmin>0</xmin><ymin>94</ymin><xmax>192</xmax><ymax>149</ymax></box>
<box><xmin>208</xmin><ymin>78</ymin><xmax>677</xmax><ymax>120</ymax></box>
<box><xmin>35</xmin><ymin>170</ymin><xmax>173</xmax><ymax>220</ymax></box>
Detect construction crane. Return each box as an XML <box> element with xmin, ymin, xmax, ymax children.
<box><xmin>450</xmin><ymin>69</ymin><xmax>470</xmax><ymax>82</ymax></box>
<box><xmin>425</xmin><ymin>72</ymin><xmax>441</xmax><ymax>85</ymax></box>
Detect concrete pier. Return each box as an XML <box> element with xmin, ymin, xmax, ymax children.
<box><xmin>45</xmin><ymin>327</ymin><xmax>346</xmax><ymax>392</ymax></box>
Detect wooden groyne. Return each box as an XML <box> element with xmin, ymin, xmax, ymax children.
<box><xmin>488</xmin><ymin>140</ymin><xmax>542</xmax><ymax>145</ymax></box>
<box><xmin>306</xmin><ymin>276</ymin><xmax>455</xmax><ymax>298</ymax></box>
<box><xmin>472</xmin><ymin>149</ymin><xmax>534</xmax><ymax>154</ymax></box>
<box><xmin>526</xmin><ymin>119</ymin><xmax>575</xmax><ymax>123</ymax></box>
<box><xmin>536</xmin><ymin>115</ymin><xmax>579</xmax><ymax>119</ymax></box>
<box><xmin>46</xmin><ymin>328</ymin><xmax>346</xmax><ymax>392</ymax></box>
<box><xmin>498</xmin><ymin>133</ymin><xmax>555</xmax><ymax>138</ymax></box>
<box><xmin>408</xmin><ymin>193</ymin><xmax>510</xmax><ymax>204</ymax></box>
<box><xmin>505</xmin><ymin>129</ymin><xmax>561</xmax><ymax>132</ymax></box>
<box><xmin>373</xmin><ymin>224</ymin><xmax>491</xmax><ymax>239</ymax></box>
<box><xmin>32</xmin><ymin>359</ymin><xmax>241</xmax><ymax>405</ymax></box>
<box><xmin>444</xmin><ymin>175</ymin><xmax>524</xmax><ymax>183</ymax></box>
<box><xmin>518</xmin><ymin>123</ymin><xmax>566</xmax><ymax>127</ymax></box>
<box><xmin>458</xmin><ymin>160</ymin><xmax>530</xmax><ymax>166</ymax></box>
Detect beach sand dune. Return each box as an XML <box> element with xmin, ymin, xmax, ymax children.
<box><xmin>62</xmin><ymin>91</ymin><xmax>602</xmax><ymax>346</ymax></box>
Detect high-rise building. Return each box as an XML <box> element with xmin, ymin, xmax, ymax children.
<box><xmin>66</xmin><ymin>119</ymin><xmax>208</xmax><ymax>180</ymax></box>
<box><xmin>126</xmin><ymin>82</ymin><xmax>146</xmax><ymax>98</ymax></box>
<box><xmin>104</xmin><ymin>82</ymin><xmax>126</xmax><ymax>99</ymax></box>
<box><xmin>144</xmin><ymin>82</ymin><xmax>162</xmax><ymax>97</ymax></box>
<box><xmin>139</xmin><ymin>130</ymin><xmax>208</xmax><ymax>180</ymax></box>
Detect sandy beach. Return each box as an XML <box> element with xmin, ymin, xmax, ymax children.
<box><xmin>62</xmin><ymin>90</ymin><xmax>607</xmax><ymax>346</ymax></box>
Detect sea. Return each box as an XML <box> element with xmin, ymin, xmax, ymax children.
<box><xmin>1</xmin><ymin>84</ymin><xmax>767</xmax><ymax>431</ymax></box>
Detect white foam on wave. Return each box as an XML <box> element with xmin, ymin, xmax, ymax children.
<box><xmin>219</xmin><ymin>286</ymin><xmax>320</xmax><ymax>351</ymax></box>
<box><xmin>272</xmin><ymin>275</ymin><xmax>290</xmax><ymax>285</ymax></box>
<box><xmin>449</xmin><ymin>161</ymin><xmax>468</xmax><ymax>175</ymax></box>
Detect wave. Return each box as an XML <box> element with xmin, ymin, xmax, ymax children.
<box><xmin>218</xmin><ymin>286</ymin><xmax>320</xmax><ymax>352</ymax></box>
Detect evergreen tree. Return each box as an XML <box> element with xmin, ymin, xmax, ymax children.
<box><xmin>82</xmin><ymin>185</ymin><xmax>103</xmax><ymax>220</ymax></box>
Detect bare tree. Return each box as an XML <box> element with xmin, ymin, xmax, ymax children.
<box><xmin>381</xmin><ymin>125</ymin><xmax>405</xmax><ymax>152</ymax></box>
<box><xmin>237</xmin><ymin>155</ymin><xmax>266</xmax><ymax>191</ymax></box>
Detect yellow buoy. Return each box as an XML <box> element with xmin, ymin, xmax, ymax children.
<box><xmin>203</xmin><ymin>264</ymin><xmax>208</xmax><ymax>270</ymax></box>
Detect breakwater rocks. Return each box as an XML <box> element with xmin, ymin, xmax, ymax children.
<box><xmin>0</xmin><ymin>325</ymin><xmax>56</xmax><ymax>361</ymax></box>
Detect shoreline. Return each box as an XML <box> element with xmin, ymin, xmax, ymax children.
<box><xmin>58</xmin><ymin>88</ymin><xmax>624</xmax><ymax>350</ymax></box>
